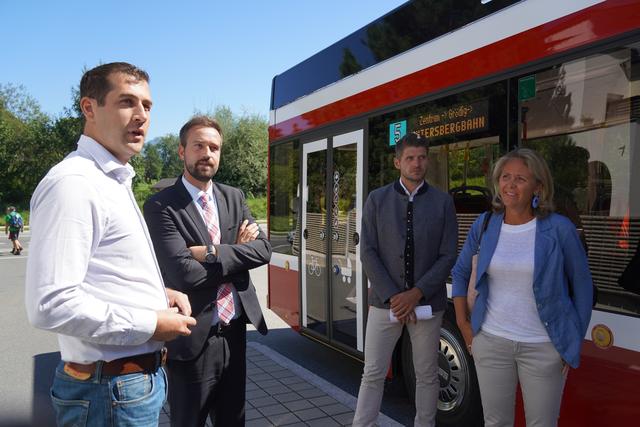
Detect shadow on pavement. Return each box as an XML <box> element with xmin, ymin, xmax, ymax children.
<box><xmin>31</xmin><ymin>352</ymin><xmax>60</xmax><ymax>426</ymax></box>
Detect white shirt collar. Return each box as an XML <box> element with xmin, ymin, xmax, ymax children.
<box><xmin>399</xmin><ymin>178</ymin><xmax>425</xmax><ymax>201</ymax></box>
<box><xmin>77</xmin><ymin>135</ymin><xmax>135</xmax><ymax>184</ymax></box>
<box><xmin>181</xmin><ymin>175</ymin><xmax>214</xmax><ymax>205</ymax></box>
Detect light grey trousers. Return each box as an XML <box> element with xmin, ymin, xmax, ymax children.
<box><xmin>472</xmin><ymin>330</ymin><xmax>567</xmax><ymax>427</ymax></box>
<box><xmin>353</xmin><ymin>307</ymin><xmax>443</xmax><ymax>427</ymax></box>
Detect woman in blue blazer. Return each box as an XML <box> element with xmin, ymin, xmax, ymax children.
<box><xmin>451</xmin><ymin>148</ymin><xmax>593</xmax><ymax>427</ymax></box>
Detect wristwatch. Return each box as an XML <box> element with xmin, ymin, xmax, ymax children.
<box><xmin>205</xmin><ymin>245</ymin><xmax>217</xmax><ymax>263</ymax></box>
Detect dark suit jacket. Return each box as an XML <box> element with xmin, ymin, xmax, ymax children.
<box><xmin>144</xmin><ymin>177</ymin><xmax>270</xmax><ymax>361</ymax></box>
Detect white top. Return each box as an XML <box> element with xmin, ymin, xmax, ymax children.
<box><xmin>181</xmin><ymin>176</ymin><xmax>241</xmax><ymax>324</ymax></box>
<box><xmin>481</xmin><ymin>218</ymin><xmax>550</xmax><ymax>343</ymax></box>
<box><xmin>25</xmin><ymin>135</ymin><xmax>168</xmax><ymax>363</ymax></box>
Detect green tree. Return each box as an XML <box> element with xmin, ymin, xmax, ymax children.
<box><xmin>0</xmin><ymin>83</ymin><xmax>47</xmax><ymax>122</ymax></box>
<box><xmin>210</xmin><ymin>106</ymin><xmax>268</xmax><ymax>197</ymax></box>
<box><xmin>155</xmin><ymin>134</ymin><xmax>183</xmax><ymax>179</ymax></box>
<box><xmin>0</xmin><ymin>80</ymin><xmax>268</xmax><ymax>209</ymax></box>
<box><xmin>0</xmin><ymin>84</ymin><xmax>48</xmax><ymax>204</ymax></box>
<box><xmin>129</xmin><ymin>154</ymin><xmax>146</xmax><ymax>186</ymax></box>
<box><xmin>0</xmin><ymin>107</ymin><xmax>24</xmax><ymax>203</ymax></box>
<box><xmin>0</xmin><ymin>84</ymin><xmax>82</xmax><ymax>206</ymax></box>
<box><xmin>142</xmin><ymin>143</ymin><xmax>163</xmax><ymax>182</ymax></box>
<box><xmin>137</xmin><ymin>107</ymin><xmax>268</xmax><ymax>198</ymax></box>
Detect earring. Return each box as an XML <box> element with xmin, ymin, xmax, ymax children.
<box><xmin>532</xmin><ymin>194</ymin><xmax>540</xmax><ymax>209</ymax></box>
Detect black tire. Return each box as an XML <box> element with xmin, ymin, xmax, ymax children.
<box><xmin>401</xmin><ymin>316</ymin><xmax>483</xmax><ymax>427</ymax></box>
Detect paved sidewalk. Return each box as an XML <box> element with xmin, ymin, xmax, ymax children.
<box><xmin>160</xmin><ymin>342</ymin><xmax>402</xmax><ymax>427</ymax></box>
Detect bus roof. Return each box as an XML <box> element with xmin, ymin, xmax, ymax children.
<box><xmin>270</xmin><ymin>0</ymin><xmax>522</xmax><ymax>110</ymax></box>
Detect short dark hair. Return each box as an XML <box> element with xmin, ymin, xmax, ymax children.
<box><xmin>395</xmin><ymin>132</ymin><xmax>428</xmax><ymax>158</ymax></box>
<box><xmin>80</xmin><ymin>62</ymin><xmax>149</xmax><ymax>106</ymax></box>
<box><xmin>179</xmin><ymin>115</ymin><xmax>224</xmax><ymax>147</ymax></box>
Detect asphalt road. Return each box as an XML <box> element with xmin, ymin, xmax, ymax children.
<box><xmin>0</xmin><ymin>231</ymin><xmax>60</xmax><ymax>427</ymax></box>
<box><xmin>0</xmin><ymin>231</ymin><xmax>413</xmax><ymax>426</ymax></box>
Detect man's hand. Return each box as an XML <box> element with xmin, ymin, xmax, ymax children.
<box><xmin>236</xmin><ymin>220</ymin><xmax>259</xmax><ymax>244</ymax></box>
<box><xmin>390</xmin><ymin>287</ymin><xmax>423</xmax><ymax>323</ymax></box>
<box><xmin>166</xmin><ymin>288</ymin><xmax>192</xmax><ymax>316</ymax></box>
<box><xmin>152</xmin><ymin>307</ymin><xmax>196</xmax><ymax>341</ymax></box>
<box><xmin>400</xmin><ymin>310</ymin><xmax>417</xmax><ymax>325</ymax></box>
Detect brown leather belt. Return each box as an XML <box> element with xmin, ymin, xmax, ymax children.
<box><xmin>64</xmin><ymin>348</ymin><xmax>167</xmax><ymax>379</ymax></box>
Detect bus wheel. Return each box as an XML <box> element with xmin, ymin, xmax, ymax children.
<box><xmin>401</xmin><ymin>317</ymin><xmax>483</xmax><ymax>426</ymax></box>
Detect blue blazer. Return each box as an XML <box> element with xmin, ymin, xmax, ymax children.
<box><xmin>451</xmin><ymin>211</ymin><xmax>593</xmax><ymax>368</ymax></box>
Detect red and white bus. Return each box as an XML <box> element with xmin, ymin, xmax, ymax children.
<box><xmin>267</xmin><ymin>1</ymin><xmax>640</xmax><ymax>425</ymax></box>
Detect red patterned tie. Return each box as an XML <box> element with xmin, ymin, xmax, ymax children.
<box><xmin>199</xmin><ymin>194</ymin><xmax>235</xmax><ymax>324</ymax></box>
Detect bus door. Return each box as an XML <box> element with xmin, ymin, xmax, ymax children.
<box><xmin>301</xmin><ymin>130</ymin><xmax>365</xmax><ymax>352</ymax></box>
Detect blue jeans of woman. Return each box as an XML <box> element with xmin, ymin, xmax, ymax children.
<box><xmin>50</xmin><ymin>360</ymin><xmax>167</xmax><ymax>426</ymax></box>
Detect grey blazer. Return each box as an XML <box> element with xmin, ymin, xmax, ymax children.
<box><xmin>361</xmin><ymin>180</ymin><xmax>458</xmax><ymax>312</ymax></box>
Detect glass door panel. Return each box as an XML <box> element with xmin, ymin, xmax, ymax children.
<box><xmin>330</xmin><ymin>130</ymin><xmax>364</xmax><ymax>351</ymax></box>
<box><xmin>302</xmin><ymin>140</ymin><xmax>328</xmax><ymax>334</ymax></box>
<box><xmin>301</xmin><ymin>130</ymin><xmax>365</xmax><ymax>352</ymax></box>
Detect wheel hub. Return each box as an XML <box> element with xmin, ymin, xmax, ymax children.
<box><xmin>437</xmin><ymin>329</ymin><xmax>469</xmax><ymax>412</ymax></box>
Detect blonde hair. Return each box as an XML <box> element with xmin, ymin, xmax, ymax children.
<box><xmin>491</xmin><ymin>148</ymin><xmax>554</xmax><ymax>218</ymax></box>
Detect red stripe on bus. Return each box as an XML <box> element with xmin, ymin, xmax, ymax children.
<box><xmin>269</xmin><ymin>0</ymin><xmax>640</xmax><ymax>142</ymax></box>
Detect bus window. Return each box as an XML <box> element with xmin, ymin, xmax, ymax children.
<box><xmin>368</xmin><ymin>82</ymin><xmax>507</xmax><ymax>193</ymax></box>
<box><xmin>269</xmin><ymin>140</ymin><xmax>300</xmax><ymax>256</ymax></box>
<box><xmin>368</xmin><ymin>82</ymin><xmax>507</xmax><ymax>252</ymax></box>
<box><xmin>520</xmin><ymin>42</ymin><xmax>640</xmax><ymax>315</ymax></box>
<box><xmin>444</xmin><ymin>138</ymin><xmax>498</xmax><ymax>214</ymax></box>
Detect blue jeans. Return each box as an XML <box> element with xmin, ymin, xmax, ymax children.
<box><xmin>50</xmin><ymin>361</ymin><xmax>167</xmax><ymax>426</ymax></box>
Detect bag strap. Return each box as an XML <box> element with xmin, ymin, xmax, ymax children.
<box><xmin>476</xmin><ymin>211</ymin><xmax>493</xmax><ymax>254</ymax></box>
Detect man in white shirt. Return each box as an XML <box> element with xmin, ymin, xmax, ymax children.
<box><xmin>25</xmin><ymin>62</ymin><xmax>196</xmax><ymax>426</ymax></box>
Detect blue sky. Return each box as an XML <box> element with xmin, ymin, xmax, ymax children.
<box><xmin>1</xmin><ymin>0</ymin><xmax>406</xmax><ymax>139</ymax></box>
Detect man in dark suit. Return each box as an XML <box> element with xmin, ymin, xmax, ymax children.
<box><xmin>144</xmin><ymin>115</ymin><xmax>271</xmax><ymax>427</ymax></box>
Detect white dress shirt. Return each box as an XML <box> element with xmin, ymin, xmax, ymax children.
<box><xmin>181</xmin><ymin>176</ymin><xmax>242</xmax><ymax>324</ymax></box>
<box><xmin>25</xmin><ymin>135</ymin><xmax>168</xmax><ymax>363</ymax></box>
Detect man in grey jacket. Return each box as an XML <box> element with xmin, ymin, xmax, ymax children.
<box><xmin>353</xmin><ymin>133</ymin><xmax>458</xmax><ymax>427</ymax></box>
